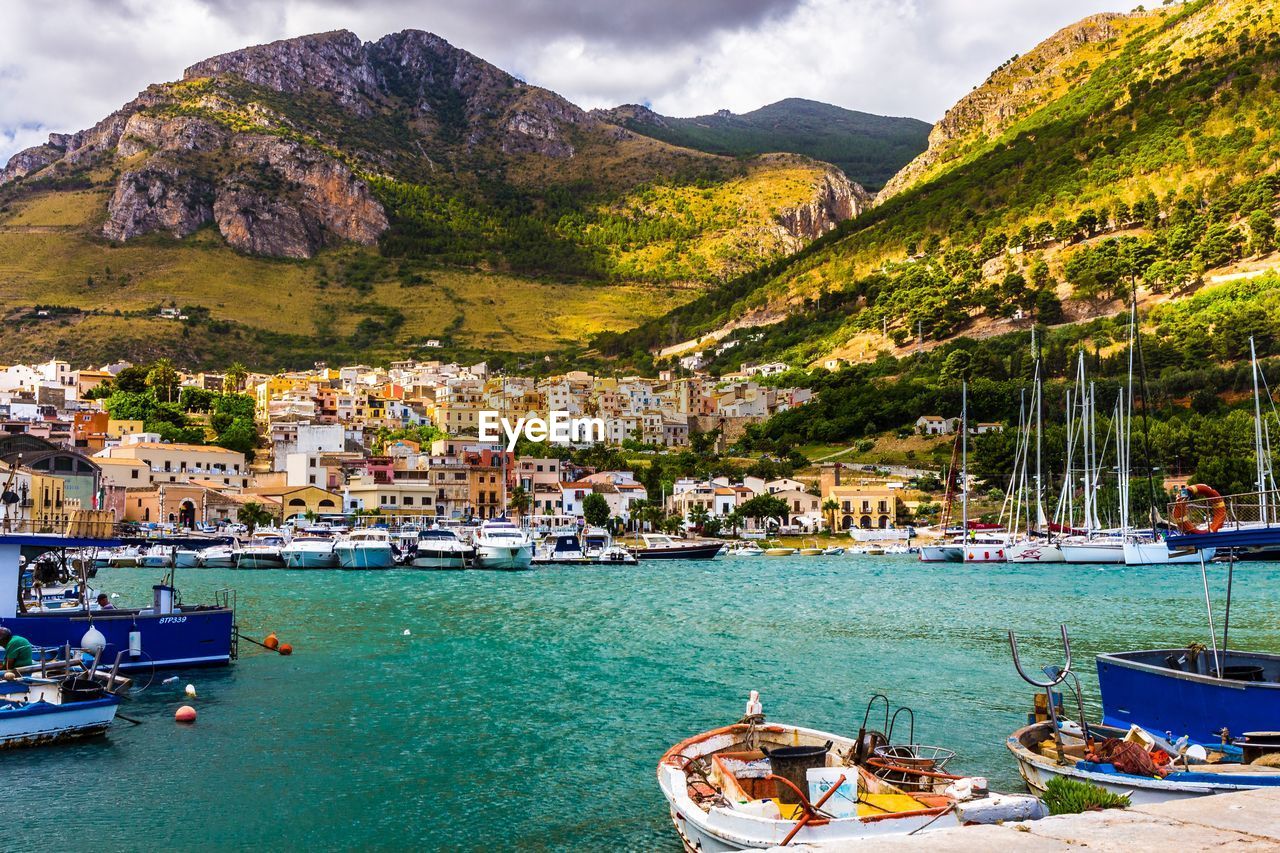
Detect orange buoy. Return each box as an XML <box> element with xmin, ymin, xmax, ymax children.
<box><xmin>263</xmin><ymin>632</ymin><xmax>279</xmax><ymax>650</ymax></box>
<box><xmin>175</xmin><ymin>705</ymin><xmax>198</xmax><ymax>723</ymax></box>
<box><xmin>278</xmin><ymin>643</ymin><xmax>293</xmax><ymax>656</ymax></box>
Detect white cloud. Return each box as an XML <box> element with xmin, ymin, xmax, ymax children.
<box><xmin>2</xmin><ymin>0</ymin><xmax>1124</xmax><ymax>164</ymax></box>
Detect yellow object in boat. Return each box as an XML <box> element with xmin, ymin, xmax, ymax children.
<box><xmin>767</xmin><ymin>794</ymin><xmax>925</xmax><ymax>820</ymax></box>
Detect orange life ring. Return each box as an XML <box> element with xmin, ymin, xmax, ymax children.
<box><xmin>1171</xmin><ymin>484</ymin><xmax>1226</xmax><ymax>534</ymax></box>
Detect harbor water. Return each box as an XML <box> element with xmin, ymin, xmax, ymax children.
<box><xmin>17</xmin><ymin>556</ymin><xmax>1280</xmax><ymax>850</ymax></box>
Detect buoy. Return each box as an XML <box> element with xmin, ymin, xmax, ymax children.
<box><xmin>175</xmin><ymin>705</ymin><xmax>197</xmax><ymax>723</ymax></box>
<box><xmin>402</xmin><ymin>629</ymin><xmax>411</xmax><ymax>636</ymax></box>
<box><xmin>184</xmin><ymin>683</ymin><xmax>197</xmax><ymax>698</ymax></box>
<box><xmin>278</xmin><ymin>643</ymin><xmax>293</xmax><ymax>656</ymax></box>
<box><xmin>81</xmin><ymin>625</ymin><xmax>107</xmax><ymax>656</ymax></box>
<box><xmin>263</xmin><ymin>632</ymin><xmax>279</xmax><ymax>650</ymax></box>
<box><xmin>110</xmin><ymin>592</ymin><xmax>120</xmax><ymax>599</ymax></box>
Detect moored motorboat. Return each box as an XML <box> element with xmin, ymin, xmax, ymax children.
<box><xmin>822</xmin><ymin>546</ymin><xmax>845</xmax><ymax>556</ymax></box>
<box><xmin>1122</xmin><ymin>537</ymin><xmax>1213</xmax><ymax>565</ymax></box>
<box><xmin>333</xmin><ymin>528</ymin><xmax>396</xmax><ymax>569</ymax></box>
<box><xmin>725</xmin><ymin>542</ymin><xmax>765</xmax><ymax>557</ymax></box>
<box><xmin>234</xmin><ymin>532</ymin><xmax>287</xmax><ymax>569</ymax></box>
<box><xmin>473</xmin><ymin>518</ymin><xmax>534</xmax><ymax>570</ymax></box>
<box><xmin>918</xmin><ymin>543</ymin><xmax>962</xmax><ymax>562</ymax></box>
<box><xmin>198</xmin><ymin>543</ymin><xmax>237</xmax><ymax>568</ymax></box>
<box><xmin>632</xmin><ymin>534</ymin><xmax>723</xmax><ymax>560</ymax></box>
<box><xmin>763</xmin><ymin>546</ymin><xmax>796</xmax><ymax>557</ymax></box>
<box><xmin>281</xmin><ymin>535</ymin><xmax>338</xmax><ymax>569</ymax></box>
<box><xmin>409</xmin><ymin>527</ymin><xmax>475</xmax><ymax>570</ymax></box>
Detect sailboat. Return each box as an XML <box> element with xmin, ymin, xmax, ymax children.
<box><xmin>1008</xmin><ymin>338</ymin><xmax>1064</xmax><ymax>564</ymax></box>
<box><xmin>1059</xmin><ymin>354</ymin><xmax>1125</xmax><ymax>564</ymax></box>
<box><xmin>921</xmin><ymin>383</ymin><xmax>975</xmax><ymax>563</ymax></box>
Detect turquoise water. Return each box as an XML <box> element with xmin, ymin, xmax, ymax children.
<box><xmin>14</xmin><ymin>557</ymin><xmax>1280</xmax><ymax>851</ymax></box>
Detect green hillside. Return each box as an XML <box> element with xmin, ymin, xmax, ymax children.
<box><xmin>0</xmin><ymin>30</ymin><xmax>880</xmax><ymax>368</ymax></box>
<box><xmin>597</xmin><ymin>98</ymin><xmax>929</xmax><ymax>189</ymax></box>
<box><xmin>602</xmin><ymin>0</ymin><xmax>1280</xmax><ymax>374</ymax></box>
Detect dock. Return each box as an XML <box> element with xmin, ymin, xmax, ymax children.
<box><xmin>787</xmin><ymin>787</ymin><xmax>1280</xmax><ymax>850</ymax></box>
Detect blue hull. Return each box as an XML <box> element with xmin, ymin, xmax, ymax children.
<box><xmin>1097</xmin><ymin>649</ymin><xmax>1280</xmax><ymax>742</ymax></box>
<box><xmin>2</xmin><ymin>608</ymin><xmax>235</xmax><ymax>671</ymax></box>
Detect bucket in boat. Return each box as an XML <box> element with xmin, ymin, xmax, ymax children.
<box><xmin>762</xmin><ymin>742</ymin><xmax>831</xmax><ymax>804</ymax></box>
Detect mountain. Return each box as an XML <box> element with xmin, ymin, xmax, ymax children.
<box><xmin>605</xmin><ymin>0</ymin><xmax>1280</xmax><ymax>373</ymax></box>
<box><xmin>592</xmin><ymin>98</ymin><xmax>930</xmax><ymax>190</ymax></box>
<box><xmin>0</xmin><ymin>30</ymin><xmax>880</xmax><ymax>367</ymax></box>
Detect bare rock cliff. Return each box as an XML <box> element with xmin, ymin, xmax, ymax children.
<box><xmin>775</xmin><ymin>165</ymin><xmax>871</xmax><ymax>246</ymax></box>
<box><xmin>878</xmin><ymin>13</ymin><xmax>1123</xmax><ymax>202</ymax></box>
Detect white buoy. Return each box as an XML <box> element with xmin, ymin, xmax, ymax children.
<box><xmin>80</xmin><ymin>625</ymin><xmax>107</xmax><ymax>657</ymax></box>
<box><xmin>184</xmin><ymin>683</ymin><xmax>197</xmax><ymax>698</ymax></box>
<box><xmin>110</xmin><ymin>592</ymin><xmax>120</xmax><ymax>599</ymax></box>
<box><xmin>744</xmin><ymin>690</ymin><xmax>762</xmax><ymax>717</ymax></box>
<box><xmin>402</xmin><ymin>629</ymin><xmax>411</xmax><ymax>636</ymax></box>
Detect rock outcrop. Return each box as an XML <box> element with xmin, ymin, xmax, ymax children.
<box><xmin>878</xmin><ymin>13</ymin><xmax>1124</xmax><ymax>202</ymax></box>
<box><xmin>776</xmin><ymin>166</ymin><xmax>871</xmax><ymax>245</ymax></box>
<box><xmin>103</xmin><ymin>157</ymin><xmax>214</xmax><ymax>241</ymax></box>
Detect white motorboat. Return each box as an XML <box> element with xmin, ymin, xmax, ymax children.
<box><xmin>174</xmin><ymin>548</ymin><xmax>203</xmax><ymax>568</ymax></box>
<box><xmin>726</xmin><ymin>542</ymin><xmax>765</xmax><ymax>557</ymax></box>
<box><xmin>659</xmin><ymin>695</ymin><xmax>1045</xmax><ymax>851</ymax></box>
<box><xmin>235</xmin><ymin>532</ymin><xmax>287</xmax><ymax>570</ymax></box>
<box><xmin>596</xmin><ymin>544</ymin><xmax>637</xmax><ymax>565</ymax></box>
<box><xmin>107</xmin><ymin>547</ymin><xmax>141</xmax><ymax>568</ymax></box>
<box><xmin>282</xmin><ymin>535</ymin><xmax>338</xmax><ymax>569</ymax></box>
<box><xmin>918</xmin><ymin>544</ymin><xmax>962</xmax><ymax>562</ymax></box>
<box><xmin>473</xmin><ymin>518</ymin><xmax>534</xmax><ymax>570</ymax></box>
<box><xmin>137</xmin><ymin>546</ymin><xmax>174</xmax><ymax>569</ymax></box>
<box><xmin>581</xmin><ymin>530</ymin><xmax>636</xmax><ymax>565</ymax></box>
<box><xmin>333</xmin><ymin>528</ymin><xmax>396</xmax><ymax>569</ymax></box>
<box><xmin>198</xmin><ymin>543</ymin><xmax>237</xmax><ymax>568</ymax></box>
<box><xmin>409</xmin><ymin>528</ymin><xmax>475</xmax><ymax>570</ymax></box>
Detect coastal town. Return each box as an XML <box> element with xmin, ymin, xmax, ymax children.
<box><xmin>0</xmin><ymin>356</ymin><xmax>925</xmax><ymax>536</ymax></box>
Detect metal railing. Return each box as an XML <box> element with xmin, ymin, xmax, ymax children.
<box><xmin>0</xmin><ymin>511</ymin><xmax>120</xmax><ymax>539</ymax></box>
<box><xmin>1168</xmin><ymin>488</ymin><xmax>1280</xmax><ymax>531</ymax></box>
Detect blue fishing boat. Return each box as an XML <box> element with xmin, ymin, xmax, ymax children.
<box><xmin>0</xmin><ymin>676</ymin><xmax>121</xmax><ymax>748</ymax></box>
<box><xmin>1085</xmin><ymin>485</ymin><xmax>1280</xmax><ymax>745</ymax></box>
<box><xmin>1</xmin><ymin>529</ymin><xmax>236</xmax><ymax>671</ymax></box>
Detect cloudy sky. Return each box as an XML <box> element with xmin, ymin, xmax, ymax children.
<box><xmin>3</xmin><ymin>0</ymin><xmax>1128</xmax><ymax>164</ymax></box>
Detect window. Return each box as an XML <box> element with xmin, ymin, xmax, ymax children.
<box><xmin>309</xmin><ymin>475</ymin><xmax>316</xmax><ymax>484</ymax></box>
<box><xmin>404</xmin><ymin>496</ymin><xmax>414</xmax><ymax>506</ymax></box>
<box><xmin>131</xmin><ymin>470</ymin><xmax>138</xmax><ymax>480</ymax></box>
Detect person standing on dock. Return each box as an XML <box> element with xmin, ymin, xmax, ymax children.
<box><xmin>0</xmin><ymin>627</ymin><xmax>33</xmax><ymax>671</ymax></box>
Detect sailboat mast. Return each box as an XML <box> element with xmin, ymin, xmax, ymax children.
<box><xmin>961</xmin><ymin>381</ymin><xmax>969</xmax><ymax>539</ymax></box>
<box><xmin>1034</xmin><ymin>331</ymin><xmax>1045</xmax><ymax>530</ymax></box>
<box><xmin>1252</xmin><ymin>337</ymin><xmax>1268</xmax><ymax>523</ymax></box>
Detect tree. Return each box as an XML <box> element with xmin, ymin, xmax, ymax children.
<box><xmin>582</xmin><ymin>492</ymin><xmax>610</xmax><ymax>528</ymax></box>
<box><xmin>507</xmin><ymin>485</ymin><xmax>531</xmax><ymax>520</ymax></box>
<box><xmin>738</xmin><ymin>494</ymin><xmax>790</xmax><ymax>527</ymax></box>
<box><xmin>821</xmin><ymin>498</ymin><xmax>840</xmax><ymax>532</ymax></box>
<box><xmin>146</xmin><ymin>359</ymin><xmax>180</xmax><ymax>403</ymax></box>
<box><xmin>216</xmin><ymin>417</ymin><xmax>258</xmax><ymax>460</ymax></box>
<box><xmin>114</xmin><ymin>365</ymin><xmax>150</xmax><ymax>393</ymax></box>
<box><xmin>224</xmin><ymin>362</ymin><xmax>249</xmax><ymax>393</ymax></box>
<box><xmin>688</xmin><ymin>502</ymin><xmax>710</xmax><ymax>533</ymax></box>
<box><xmin>237</xmin><ymin>502</ymin><xmax>275</xmax><ymax>535</ymax></box>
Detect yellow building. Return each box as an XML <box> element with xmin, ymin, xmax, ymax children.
<box><xmin>243</xmin><ymin>485</ymin><xmax>342</xmax><ymax>520</ymax></box>
<box><xmin>106</xmin><ymin>419</ymin><xmax>145</xmax><ymax>440</ymax></box>
<box><xmin>95</xmin><ymin>442</ymin><xmax>249</xmax><ymax>489</ymax></box>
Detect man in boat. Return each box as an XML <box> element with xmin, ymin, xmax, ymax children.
<box><xmin>96</xmin><ymin>593</ymin><xmax>115</xmax><ymax>611</ymax></box>
<box><xmin>0</xmin><ymin>627</ymin><xmax>33</xmax><ymax>671</ymax></box>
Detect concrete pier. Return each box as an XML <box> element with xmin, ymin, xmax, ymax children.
<box><xmin>798</xmin><ymin>787</ymin><xmax>1280</xmax><ymax>850</ymax></box>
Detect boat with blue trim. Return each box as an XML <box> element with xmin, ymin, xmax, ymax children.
<box><xmin>1</xmin><ymin>525</ymin><xmax>236</xmax><ymax>671</ymax></box>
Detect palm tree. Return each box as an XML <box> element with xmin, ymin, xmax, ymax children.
<box><xmin>236</xmin><ymin>501</ymin><xmax>275</xmax><ymax>536</ymax></box>
<box><xmin>822</xmin><ymin>498</ymin><xmax>840</xmax><ymax>533</ymax></box>
<box><xmin>224</xmin><ymin>362</ymin><xmax>249</xmax><ymax>393</ymax></box>
<box><xmin>146</xmin><ymin>358</ymin><xmax>180</xmax><ymax>403</ymax></box>
<box><xmin>688</xmin><ymin>503</ymin><xmax>710</xmax><ymax>534</ymax></box>
<box><xmin>507</xmin><ymin>485</ymin><xmax>531</xmax><ymax>520</ymax></box>
<box><xmin>725</xmin><ymin>509</ymin><xmax>744</xmax><ymax>537</ymax></box>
